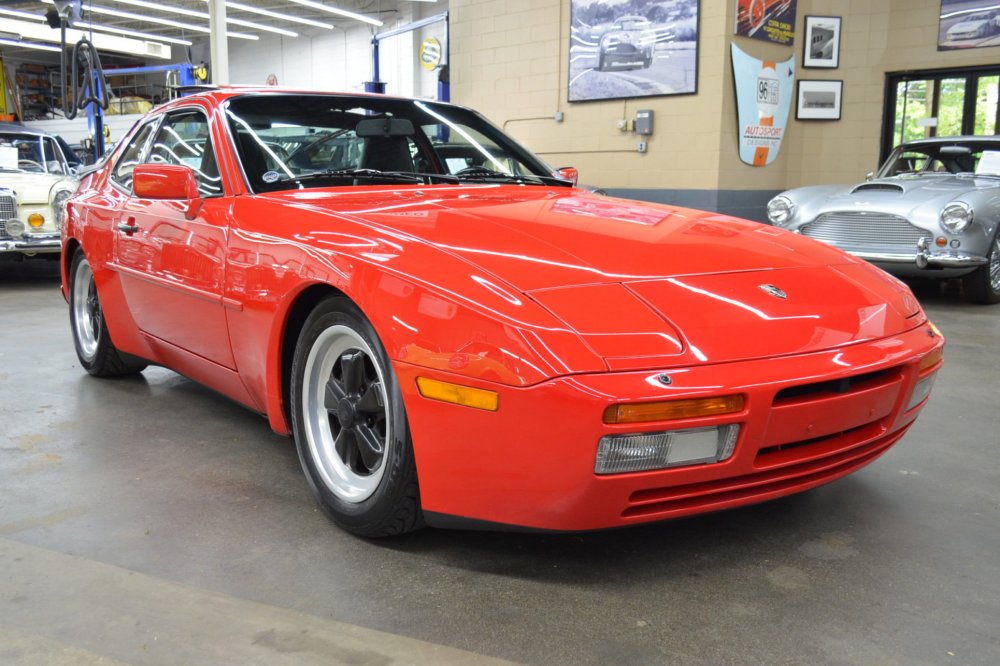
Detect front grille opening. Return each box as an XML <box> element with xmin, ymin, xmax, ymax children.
<box><xmin>757</xmin><ymin>421</ymin><xmax>874</xmax><ymax>459</ymax></box>
<box><xmin>773</xmin><ymin>367</ymin><xmax>899</xmax><ymax>404</ymax></box>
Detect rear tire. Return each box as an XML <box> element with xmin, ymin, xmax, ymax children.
<box><xmin>69</xmin><ymin>251</ymin><xmax>147</xmax><ymax>377</ymax></box>
<box><xmin>962</xmin><ymin>231</ymin><xmax>1000</xmax><ymax>304</ymax></box>
<box><xmin>290</xmin><ymin>296</ymin><xmax>423</xmax><ymax>537</ymax></box>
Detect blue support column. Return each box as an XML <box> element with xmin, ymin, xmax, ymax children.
<box><xmin>365</xmin><ymin>39</ymin><xmax>386</xmax><ymax>94</ymax></box>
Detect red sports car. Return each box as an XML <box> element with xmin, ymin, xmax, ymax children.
<box><xmin>61</xmin><ymin>89</ymin><xmax>944</xmax><ymax>536</ymax></box>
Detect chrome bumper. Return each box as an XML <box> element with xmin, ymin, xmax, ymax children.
<box><xmin>852</xmin><ymin>237</ymin><xmax>988</xmax><ymax>269</ymax></box>
<box><xmin>0</xmin><ymin>234</ymin><xmax>62</xmax><ymax>254</ymax></box>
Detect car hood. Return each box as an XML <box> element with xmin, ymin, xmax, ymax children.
<box><xmin>275</xmin><ymin>186</ymin><xmax>923</xmax><ymax>366</ymax></box>
<box><xmin>278</xmin><ymin>186</ymin><xmax>858</xmax><ymax>290</ymax></box>
<box><xmin>786</xmin><ymin>175</ymin><xmax>997</xmax><ymax>218</ymax></box>
<box><xmin>949</xmin><ymin>18</ymin><xmax>988</xmax><ymax>30</ymax></box>
<box><xmin>0</xmin><ymin>171</ymin><xmax>72</xmax><ymax>205</ymax></box>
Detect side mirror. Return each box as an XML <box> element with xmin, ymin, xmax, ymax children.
<box><xmin>133</xmin><ymin>163</ymin><xmax>202</xmax><ymax>219</ymax></box>
<box><xmin>865</xmin><ymin>171</ymin><xmax>874</xmax><ymax>181</ymax></box>
<box><xmin>554</xmin><ymin>166</ymin><xmax>579</xmax><ymax>186</ymax></box>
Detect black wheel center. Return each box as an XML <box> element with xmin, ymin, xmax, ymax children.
<box><xmin>337</xmin><ymin>397</ymin><xmax>357</xmax><ymax>429</ymax></box>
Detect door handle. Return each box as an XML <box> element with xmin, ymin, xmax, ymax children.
<box><xmin>117</xmin><ymin>218</ymin><xmax>139</xmax><ymax>235</ymax></box>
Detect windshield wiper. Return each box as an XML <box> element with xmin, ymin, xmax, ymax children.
<box><xmin>454</xmin><ymin>167</ymin><xmax>570</xmax><ymax>186</ymax></box>
<box><xmin>278</xmin><ymin>168</ymin><xmax>459</xmax><ymax>186</ymax></box>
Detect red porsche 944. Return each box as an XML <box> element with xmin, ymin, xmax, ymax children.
<box><xmin>62</xmin><ymin>90</ymin><xmax>943</xmax><ymax>536</ymax></box>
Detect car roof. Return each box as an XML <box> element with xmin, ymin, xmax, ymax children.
<box><xmin>151</xmin><ymin>87</ymin><xmax>476</xmax><ymax>117</ymax></box>
<box><xmin>0</xmin><ymin>122</ymin><xmax>54</xmax><ymax>137</ymax></box>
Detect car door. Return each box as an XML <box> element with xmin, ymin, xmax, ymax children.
<box><xmin>112</xmin><ymin>106</ymin><xmax>236</xmax><ymax>368</ymax></box>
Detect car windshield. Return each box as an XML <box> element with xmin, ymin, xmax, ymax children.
<box><xmin>877</xmin><ymin>141</ymin><xmax>1000</xmax><ymax>178</ymax></box>
<box><xmin>616</xmin><ymin>18</ymin><xmax>649</xmax><ymax>30</ymax></box>
<box><xmin>0</xmin><ymin>132</ymin><xmax>70</xmax><ymax>175</ymax></box>
<box><xmin>224</xmin><ymin>93</ymin><xmax>565</xmax><ymax>193</ymax></box>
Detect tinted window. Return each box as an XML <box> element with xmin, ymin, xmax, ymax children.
<box><xmin>225</xmin><ymin>94</ymin><xmax>558</xmax><ymax>193</ymax></box>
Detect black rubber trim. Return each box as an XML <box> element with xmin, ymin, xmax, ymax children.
<box><xmin>423</xmin><ymin>511</ymin><xmax>576</xmax><ymax>534</ymax></box>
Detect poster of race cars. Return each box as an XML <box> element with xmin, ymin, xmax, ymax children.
<box><xmin>569</xmin><ymin>0</ymin><xmax>699</xmax><ymax>102</ymax></box>
<box><xmin>734</xmin><ymin>0</ymin><xmax>797</xmax><ymax>45</ymax></box>
<box><xmin>938</xmin><ymin>0</ymin><xmax>1000</xmax><ymax>50</ymax></box>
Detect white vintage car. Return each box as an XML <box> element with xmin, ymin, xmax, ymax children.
<box><xmin>0</xmin><ymin>123</ymin><xmax>79</xmax><ymax>260</ymax></box>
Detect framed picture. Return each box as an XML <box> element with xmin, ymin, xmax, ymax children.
<box><xmin>568</xmin><ymin>0</ymin><xmax>700</xmax><ymax>102</ymax></box>
<box><xmin>803</xmin><ymin>16</ymin><xmax>841</xmax><ymax>68</ymax></box>
<box><xmin>734</xmin><ymin>0</ymin><xmax>798</xmax><ymax>45</ymax></box>
<box><xmin>796</xmin><ymin>80</ymin><xmax>843</xmax><ymax>120</ymax></box>
<box><xmin>938</xmin><ymin>0</ymin><xmax>1000</xmax><ymax>50</ymax></box>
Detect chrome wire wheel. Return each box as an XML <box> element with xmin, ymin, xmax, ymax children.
<box><xmin>990</xmin><ymin>234</ymin><xmax>1000</xmax><ymax>293</ymax></box>
<box><xmin>301</xmin><ymin>324</ymin><xmax>391</xmax><ymax>504</ymax></box>
<box><xmin>72</xmin><ymin>256</ymin><xmax>101</xmax><ymax>362</ymax></box>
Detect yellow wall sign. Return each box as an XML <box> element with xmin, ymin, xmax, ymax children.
<box><xmin>419</xmin><ymin>37</ymin><xmax>442</xmax><ymax>71</ymax></box>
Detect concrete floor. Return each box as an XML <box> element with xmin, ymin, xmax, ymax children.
<box><xmin>1</xmin><ymin>259</ymin><xmax>998</xmax><ymax>666</ymax></box>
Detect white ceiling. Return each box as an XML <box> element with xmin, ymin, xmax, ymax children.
<box><xmin>0</xmin><ymin>0</ymin><xmax>442</xmax><ymax>62</ymax></box>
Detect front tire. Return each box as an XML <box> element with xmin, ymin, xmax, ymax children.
<box><xmin>962</xmin><ymin>230</ymin><xmax>1000</xmax><ymax>304</ymax></box>
<box><xmin>69</xmin><ymin>251</ymin><xmax>147</xmax><ymax>377</ymax></box>
<box><xmin>290</xmin><ymin>296</ymin><xmax>422</xmax><ymax>536</ymax></box>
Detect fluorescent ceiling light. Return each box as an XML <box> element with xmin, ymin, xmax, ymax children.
<box><xmin>0</xmin><ymin>37</ymin><xmax>62</xmax><ymax>52</ymax></box>
<box><xmin>41</xmin><ymin>1</ymin><xmax>258</xmax><ymax>40</ymax></box>
<box><xmin>285</xmin><ymin>0</ymin><xmax>383</xmax><ymax>26</ymax></box>
<box><xmin>76</xmin><ymin>20</ymin><xmax>193</xmax><ymax>46</ymax></box>
<box><xmin>0</xmin><ymin>16</ymin><xmax>173</xmax><ymax>59</ymax></box>
<box><xmin>104</xmin><ymin>0</ymin><xmax>297</xmax><ymax>37</ymax></box>
<box><xmin>208</xmin><ymin>1</ymin><xmax>334</xmax><ymax>30</ymax></box>
<box><xmin>0</xmin><ymin>8</ymin><xmax>46</xmax><ymax>21</ymax></box>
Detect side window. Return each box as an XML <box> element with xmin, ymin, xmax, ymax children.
<box><xmin>112</xmin><ymin>121</ymin><xmax>156</xmax><ymax>191</ymax></box>
<box><xmin>147</xmin><ymin>109</ymin><xmax>223</xmax><ymax>197</ymax></box>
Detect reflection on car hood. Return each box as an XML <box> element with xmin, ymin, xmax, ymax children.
<box><xmin>270</xmin><ymin>186</ymin><xmax>924</xmax><ymax>365</ymax></box>
<box><xmin>855</xmin><ymin>175</ymin><xmax>1000</xmax><ymax>196</ymax></box>
<box><xmin>0</xmin><ymin>171</ymin><xmax>71</xmax><ymax>204</ymax></box>
<box><xmin>791</xmin><ymin>175</ymin><xmax>1000</xmax><ymax>219</ymax></box>
<box><xmin>275</xmin><ymin>186</ymin><xmax>858</xmax><ymax>291</ymax></box>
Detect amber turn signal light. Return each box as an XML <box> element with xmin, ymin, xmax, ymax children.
<box><xmin>28</xmin><ymin>212</ymin><xmax>45</xmax><ymax>228</ymax></box>
<box><xmin>919</xmin><ymin>347</ymin><xmax>944</xmax><ymax>373</ymax></box>
<box><xmin>603</xmin><ymin>395</ymin><xmax>745</xmax><ymax>424</ymax></box>
<box><xmin>416</xmin><ymin>377</ymin><xmax>499</xmax><ymax>411</ymax></box>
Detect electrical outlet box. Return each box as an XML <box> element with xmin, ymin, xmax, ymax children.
<box><xmin>637</xmin><ymin>141</ymin><xmax>648</xmax><ymax>153</ymax></box>
<box><xmin>635</xmin><ymin>109</ymin><xmax>654</xmax><ymax>135</ymax></box>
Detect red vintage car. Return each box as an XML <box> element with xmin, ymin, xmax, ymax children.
<box><xmin>61</xmin><ymin>89</ymin><xmax>944</xmax><ymax>536</ymax></box>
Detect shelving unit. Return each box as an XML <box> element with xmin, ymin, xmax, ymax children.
<box><xmin>15</xmin><ymin>64</ymin><xmax>60</xmax><ymax>120</ymax></box>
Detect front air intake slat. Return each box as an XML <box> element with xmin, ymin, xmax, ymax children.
<box><xmin>802</xmin><ymin>211</ymin><xmax>927</xmax><ymax>250</ymax></box>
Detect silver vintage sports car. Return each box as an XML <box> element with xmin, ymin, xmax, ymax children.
<box><xmin>767</xmin><ymin>136</ymin><xmax>1000</xmax><ymax>304</ymax></box>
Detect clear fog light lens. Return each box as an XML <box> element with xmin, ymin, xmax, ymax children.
<box><xmin>595</xmin><ymin>424</ymin><xmax>740</xmax><ymax>475</ymax></box>
<box><xmin>906</xmin><ymin>372</ymin><xmax>937</xmax><ymax>412</ymax></box>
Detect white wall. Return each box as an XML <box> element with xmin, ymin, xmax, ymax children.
<box><xmin>226</xmin><ymin>3</ymin><xmax>449</xmax><ymax>100</ymax></box>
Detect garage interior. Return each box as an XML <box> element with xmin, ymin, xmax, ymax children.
<box><xmin>2</xmin><ymin>1</ymin><xmax>1000</xmax><ymax>665</ymax></box>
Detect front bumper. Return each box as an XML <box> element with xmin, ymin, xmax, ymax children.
<box><xmin>0</xmin><ymin>233</ymin><xmax>62</xmax><ymax>255</ymax></box>
<box><xmin>397</xmin><ymin>323</ymin><xmax>943</xmax><ymax>531</ymax></box>
<box><xmin>851</xmin><ymin>241</ymin><xmax>988</xmax><ymax>269</ymax></box>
